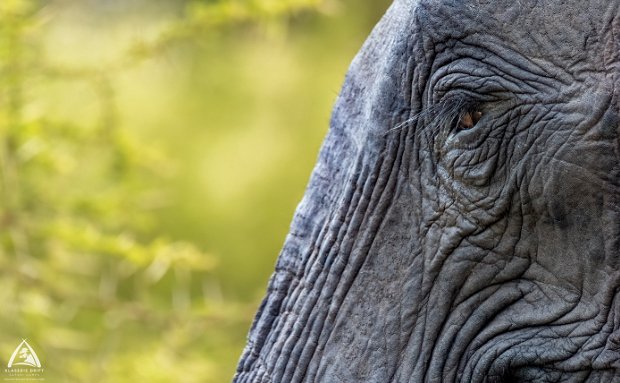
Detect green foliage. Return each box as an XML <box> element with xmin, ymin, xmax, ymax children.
<box><xmin>0</xmin><ymin>0</ymin><xmax>390</xmax><ymax>381</ymax></box>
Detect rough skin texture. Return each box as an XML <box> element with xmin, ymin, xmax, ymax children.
<box><xmin>234</xmin><ymin>0</ymin><xmax>620</xmax><ymax>382</ymax></box>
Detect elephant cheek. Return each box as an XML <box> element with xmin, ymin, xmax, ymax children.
<box><xmin>442</xmin><ymin>147</ymin><xmax>500</xmax><ymax>187</ymax></box>
<box><xmin>531</xmin><ymin>158</ymin><xmax>618</xmax><ymax>292</ymax></box>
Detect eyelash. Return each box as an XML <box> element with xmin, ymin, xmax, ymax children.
<box><xmin>431</xmin><ymin>97</ymin><xmax>483</xmax><ymax>134</ymax></box>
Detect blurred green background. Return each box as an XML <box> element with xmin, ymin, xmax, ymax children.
<box><xmin>0</xmin><ymin>0</ymin><xmax>391</xmax><ymax>381</ymax></box>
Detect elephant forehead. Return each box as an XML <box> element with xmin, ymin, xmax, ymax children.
<box><xmin>416</xmin><ymin>0</ymin><xmax>620</xmax><ymax>67</ymax></box>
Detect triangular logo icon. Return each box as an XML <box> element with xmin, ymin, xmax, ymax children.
<box><xmin>7</xmin><ymin>339</ymin><xmax>41</xmax><ymax>368</ymax></box>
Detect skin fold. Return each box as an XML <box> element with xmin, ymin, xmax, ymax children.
<box><xmin>234</xmin><ymin>0</ymin><xmax>620</xmax><ymax>382</ymax></box>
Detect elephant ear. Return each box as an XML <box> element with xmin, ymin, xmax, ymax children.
<box><xmin>235</xmin><ymin>1</ymin><xmax>423</xmax><ymax>381</ymax></box>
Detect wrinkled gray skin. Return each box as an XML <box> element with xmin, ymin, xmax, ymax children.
<box><xmin>234</xmin><ymin>0</ymin><xmax>620</xmax><ymax>382</ymax></box>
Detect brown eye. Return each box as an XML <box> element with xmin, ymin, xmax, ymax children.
<box><xmin>458</xmin><ymin>111</ymin><xmax>483</xmax><ymax>130</ymax></box>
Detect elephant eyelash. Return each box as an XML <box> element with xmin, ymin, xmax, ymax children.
<box><xmin>429</xmin><ymin>98</ymin><xmax>482</xmax><ymax>135</ymax></box>
<box><xmin>388</xmin><ymin>97</ymin><xmax>481</xmax><ymax>135</ymax></box>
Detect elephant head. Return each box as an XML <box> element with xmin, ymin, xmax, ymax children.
<box><xmin>234</xmin><ymin>0</ymin><xmax>620</xmax><ymax>381</ymax></box>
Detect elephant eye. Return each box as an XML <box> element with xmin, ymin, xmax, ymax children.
<box><xmin>458</xmin><ymin>110</ymin><xmax>483</xmax><ymax>131</ymax></box>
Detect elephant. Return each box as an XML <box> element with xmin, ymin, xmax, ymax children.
<box><xmin>234</xmin><ymin>0</ymin><xmax>620</xmax><ymax>381</ymax></box>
